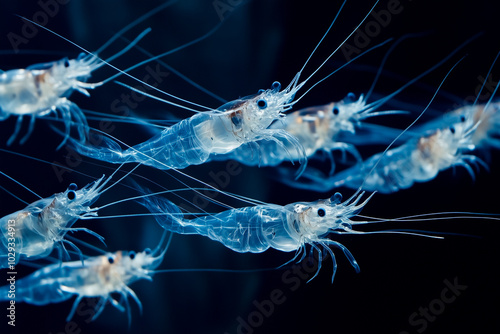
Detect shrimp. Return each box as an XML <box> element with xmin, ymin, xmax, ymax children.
<box><xmin>209</xmin><ymin>92</ymin><xmax>403</xmax><ymax>173</ymax></box>
<box><xmin>297</xmin><ymin>113</ymin><xmax>484</xmax><ymax>193</ymax></box>
<box><xmin>139</xmin><ymin>189</ymin><xmax>375</xmax><ymax>282</ymax></box>
<box><xmin>68</xmin><ymin>80</ymin><xmax>307</xmax><ymax>173</ymax></box>
<box><xmin>0</xmin><ymin>24</ymin><xmax>154</xmax><ymax>148</ymax></box>
<box><xmin>0</xmin><ymin>235</ymin><xmax>168</xmax><ymax>325</ymax></box>
<box><xmin>0</xmin><ymin>175</ymin><xmax>110</xmax><ymax>268</ymax></box>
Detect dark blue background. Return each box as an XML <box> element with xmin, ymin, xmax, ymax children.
<box><xmin>1</xmin><ymin>0</ymin><xmax>499</xmax><ymax>333</ymax></box>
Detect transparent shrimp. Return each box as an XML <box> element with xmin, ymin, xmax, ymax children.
<box><xmin>302</xmin><ymin>113</ymin><xmax>484</xmax><ymax>193</ymax></box>
<box><xmin>209</xmin><ymin>92</ymin><xmax>403</xmax><ymax>173</ymax></box>
<box><xmin>68</xmin><ymin>80</ymin><xmax>307</xmax><ymax>173</ymax></box>
<box><xmin>0</xmin><ymin>174</ymin><xmax>111</xmax><ymax>268</ymax></box>
<box><xmin>139</xmin><ymin>189</ymin><xmax>375</xmax><ymax>282</ymax></box>
<box><xmin>0</xmin><ymin>26</ymin><xmax>152</xmax><ymax>148</ymax></box>
<box><xmin>0</xmin><ymin>234</ymin><xmax>168</xmax><ymax>325</ymax></box>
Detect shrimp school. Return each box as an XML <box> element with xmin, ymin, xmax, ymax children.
<box><xmin>0</xmin><ymin>1</ymin><xmax>499</xmax><ymax>333</ymax></box>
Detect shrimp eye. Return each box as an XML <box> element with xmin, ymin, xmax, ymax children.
<box><xmin>108</xmin><ymin>256</ymin><xmax>114</xmax><ymax>264</ymax></box>
<box><xmin>449</xmin><ymin>126</ymin><xmax>456</xmax><ymax>134</ymax></box>
<box><xmin>271</xmin><ymin>81</ymin><xmax>281</xmax><ymax>91</ymax></box>
<box><xmin>67</xmin><ymin>190</ymin><xmax>76</xmax><ymax>201</ymax></box>
<box><xmin>332</xmin><ymin>107</ymin><xmax>340</xmax><ymax>115</ymax></box>
<box><xmin>346</xmin><ymin>92</ymin><xmax>356</xmax><ymax>101</ymax></box>
<box><xmin>331</xmin><ymin>192</ymin><xmax>343</xmax><ymax>204</ymax></box>
<box><xmin>257</xmin><ymin>99</ymin><xmax>267</xmax><ymax>109</ymax></box>
<box><xmin>77</xmin><ymin>52</ymin><xmax>86</xmax><ymax>60</ymax></box>
<box><xmin>129</xmin><ymin>251</ymin><xmax>136</xmax><ymax>259</ymax></box>
<box><xmin>63</xmin><ymin>59</ymin><xmax>70</xmax><ymax>67</ymax></box>
<box><xmin>258</xmin><ymin>89</ymin><xmax>265</xmax><ymax>94</ymax></box>
<box><xmin>68</xmin><ymin>183</ymin><xmax>78</xmax><ymax>190</ymax></box>
<box><xmin>460</xmin><ymin>115</ymin><xmax>466</xmax><ymax>122</ymax></box>
<box><xmin>317</xmin><ymin>208</ymin><xmax>326</xmax><ymax>217</ymax></box>
<box><xmin>144</xmin><ymin>248</ymin><xmax>152</xmax><ymax>255</ymax></box>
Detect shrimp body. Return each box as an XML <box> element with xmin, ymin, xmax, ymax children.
<box><xmin>141</xmin><ymin>191</ymin><xmax>367</xmax><ymax>280</ymax></box>
<box><xmin>318</xmin><ymin>114</ymin><xmax>481</xmax><ymax>193</ymax></box>
<box><xmin>0</xmin><ymin>176</ymin><xmax>107</xmax><ymax>268</ymax></box>
<box><xmin>0</xmin><ymin>54</ymin><xmax>104</xmax><ymax>146</ymax></box>
<box><xmin>70</xmin><ymin>81</ymin><xmax>306</xmax><ymax>171</ymax></box>
<box><xmin>210</xmin><ymin>93</ymin><xmax>400</xmax><ymax>172</ymax></box>
<box><xmin>0</xmin><ymin>246</ymin><xmax>164</xmax><ymax>322</ymax></box>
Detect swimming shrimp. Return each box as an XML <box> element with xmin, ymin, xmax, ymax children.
<box><xmin>209</xmin><ymin>92</ymin><xmax>404</xmax><ymax>173</ymax></box>
<box><xmin>0</xmin><ymin>235</ymin><xmax>168</xmax><ymax>324</ymax></box>
<box><xmin>0</xmin><ymin>175</ymin><xmax>110</xmax><ymax>268</ymax></box>
<box><xmin>0</xmin><ymin>23</ymin><xmax>154</xmax><ymax>148</ymax></box>
<box><xmin>140</xmin><ymin>189</ymin><xmax>374</xmax><ymax>281</ymax></box>
<box><xmin>69</xmin><ymin>80</ymin><xmax>307</xmax><ymax>173</ymax></box>
<box><xmin>298</xmin><ymin>113</ymin><xmax>484</xmax><ymax>193</ymax></box>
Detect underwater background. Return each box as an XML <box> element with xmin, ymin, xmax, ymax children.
<box><xmin>0</xmin><ymin>0</ymin><xmax>499</xmax><ymax>333</ymax></box>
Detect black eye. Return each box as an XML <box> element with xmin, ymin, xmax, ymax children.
<box><xmin>460</xmin><ymin>115</ymin><xmax>466</xmax><ymax>122</ymax></box>
<box><xmin>449</xmin><ymin>126</ymin><xmax>456</xmax><ymax>134</ymax></box>
<box><xmin>63</xmin><ymin>59</ymin><xmax>70</xmax><ymax>67</ymax></box>
<box><xmin>332</xmin><ymin>107</ymin><xmax>340</xmax><ymax>115</ymax></box>
<box><xmin>257</xmin><ymin>99</ymin><xmax>267</xmax><ymax>109</ymax></box>
<box><xmin>67</xmin><ymin>190</ymin><xmax>76</xmax><ymax>201</ymax></box>
<box><xmin>144</xmin><ymin>248</ymin><xmax>152</xmax><ymax>255</ymax></box>
<box><xmin>108</xmin><ymin>256</ymin><xmax>114</xmax><ymax>264</ymax></box>
<box><xmin>68</xmin><ymin>183</ymin><xmax>78</xmax><ymax>190</ymax></box>
<box><xmin>317</xmin><ymin>208</ymin><xmax>326</xmax><ymax>217</ymax></box>
<box><xmin>129</xmin><ymin>251</ymin><xmax>136</xmax><ymax>259</ymax></box>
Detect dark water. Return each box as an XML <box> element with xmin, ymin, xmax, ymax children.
<box><xmin>0</xmin><ymin>0</ymin><xmax>499</xmax><ymax>333</ymax></box>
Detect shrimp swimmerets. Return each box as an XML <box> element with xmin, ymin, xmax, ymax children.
<box><xmin>0</xmin><ymin>175</ymin><xmax>111</xmax><ymax>268</ymax></box>
<box><xmin>140</xmin><ymin>190</ymin><xmax>377</xmax><ymax>281</ymax></box>
<box><xmin>0</xmin><ymin>236</ymin><xmax>167</xmax><ymax>324</ymax></box>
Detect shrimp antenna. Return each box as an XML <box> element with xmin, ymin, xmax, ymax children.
<box><xmin>479</xmin><ymin>49</ymin><xmax>500</xmax><ymax>111</ymax></box>
<box><xmin>94</xmin><ymin>0</ymin><xmax>178</xmax><ymax>55</ymax></box>
<box><xmin>345</xmin><ymin>55</ymin><xmax>466</xmax><ymax>205</ymax></box>
<box><xmin>15</xmin><ymin>11</ymin><xmax>230</xmax><ymax>113</ymax></box>
<box><xmin>293</xmin><ymin>0</ymin><xmax>380</xmax><ymax>93</ymax></box>
<box><xmin>0</xmin><ymin>170</ymin><xmax>42</xmax><ymax>199</ymax></box>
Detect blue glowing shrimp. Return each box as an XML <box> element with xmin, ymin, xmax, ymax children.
<box><xmin>0</xmin><ymin>23</ymin><xmax>153</xmax><ymax>148</ymax></box>
<box><xmin>140</xmin><ymin>190</ymin><xmax>376</xmax><ymax>281</ymax></box>
<box><xmin>69</xmin><ymin>80</ymin><xmax>307</xmax><ymax>172</ymax></box>
<box><xmin>210</xmin><ymin>92</ymin><xmax>404</xmax><ymax>173</ymax></box>
<box><xmin>295</xmin><ymin>112</ymin><xmax>484</xmax><ymax>193</ymax></box>
<box><xmin>0</xmin><ymin>175</ymin><xmax>110</xmax><ymax>268</ymax></box>
<box><xmin>0</xmin><ymin>239</ymin><xmax>167</xmax><ymax>324</ymax></box>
